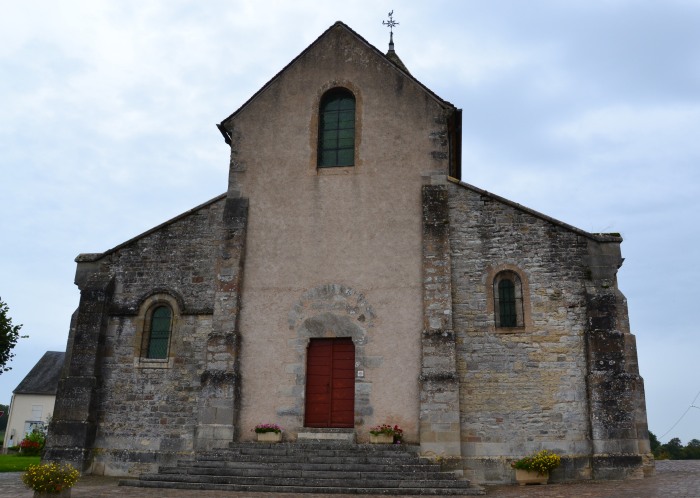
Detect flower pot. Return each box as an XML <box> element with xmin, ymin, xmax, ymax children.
<box><xmin>369</xmin><ymin>433</ymin><xmax>394</xmax><ymax>444</ymax></box>
<box><xmin>515</xmin><ymin>469</ymin><xmax>549</xmax><ymax>485</ymax></box>
<box><xmin>33</xmin><ymin>489</ymin><xmax>71</xmax><ymax>498</ymax></box>
<box><xmin>256</xmin><ymin>431</ymin><xmax>282</xmax><ymax>442</ymax></box>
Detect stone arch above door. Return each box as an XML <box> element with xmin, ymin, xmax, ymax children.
<box><xmin>287</xmin><ymin>283</ymin><xmax>376</xmax><ymax>332</ymax></box>
<box><xmin>278</xmin><ymin>284</ymin><xmax>378</xmax><ymax>428</ymax></box>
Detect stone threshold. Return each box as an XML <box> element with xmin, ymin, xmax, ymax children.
<box><xmin>296</xmin><ymin>427</ymin><xmax>356</xmax><ymax>443</ymax></box>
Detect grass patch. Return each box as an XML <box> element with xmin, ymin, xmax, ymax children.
<box><xmin>0</xmin><ymin>454</ymin><xmax>41</xmax><ymax>472</ymax></box>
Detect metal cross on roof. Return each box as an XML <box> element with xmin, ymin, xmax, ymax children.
<box><xmin>382</xmin><ymin>10</ymin><xmax>399</xmax><ymax>51</ymax></box>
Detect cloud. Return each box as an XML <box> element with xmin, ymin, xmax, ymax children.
<box><xmin>552</xmin><ymin>104</ymin><xmax>700</xmax><ymax>159</ymax></box>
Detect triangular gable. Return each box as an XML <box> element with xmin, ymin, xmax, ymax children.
<box><xmin>217</xmin><ymin>21</ymin><xmax>456</xmax><ymax>144</ymax></box>
<box><xmin>76</xmin><ymin>193</ymin><xmax>227</xmax><ymax>263</ymax></box>
<box><xmin>447</xmin><ymin>177</ymin><xmax>622</xmax><ymax>243</ymax></box>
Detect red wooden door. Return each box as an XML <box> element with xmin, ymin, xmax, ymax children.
<box><xmin>304</xmin><ymin>338</ymin><xmax>355</xmax><ymax>428</ymax></box>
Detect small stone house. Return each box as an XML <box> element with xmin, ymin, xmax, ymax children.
<box><xmin>45</xmin><ymin>22</ymin><xmax>652</xmax><ymax>484</ymax></box>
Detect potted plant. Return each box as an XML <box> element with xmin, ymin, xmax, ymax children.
<box><xmin>369</xmin><ymin>424</ymin><xmax>403</xmax><ymax>444</ymax></box>
<box><xmin>253</xmin><ymin>423</ymin><xmax>283</xmax><ymax>442</ymax></box>
<box><xmin>511</xmin><ymin>449</ymin><xmax>561</xmax><ymax>485</ymax></box>
<box><xmin>22</xmin><ymin>462</ymin><xmax>80</xmax><ymax>497</ymax></box>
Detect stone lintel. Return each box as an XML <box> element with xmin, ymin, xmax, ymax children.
<box><xmin>297</xmin><ymin>428</ymin><xmax>356</xmax><ymax>443</ymax></box>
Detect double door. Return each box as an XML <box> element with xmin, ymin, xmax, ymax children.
<box><xmin>304</xmin><ymin>338</ymin><xmax>355</xmax><ymax>428</ymax></box>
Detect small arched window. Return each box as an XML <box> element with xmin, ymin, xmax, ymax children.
<box><xmin>494</xmin><ymin>271</ymin><xmax>524</xmax><ymax>328</ymax></box>
<box><xmin>147</xmin><ymin>306</ymin><xmax>172</xmax><ymax>359</ymax></box>
<box><xmin>318</xmin><ymin>88</ymin><xmax>355</xmax><ymax>167</ymax></box>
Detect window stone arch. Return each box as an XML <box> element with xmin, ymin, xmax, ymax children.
<box><xmin>494</xmin><ymin>271</ymin><xmax>523</xmax><ymax>328</ymax></box>
<box><xmin>133</xmin><ymin>292</ymin><xmax>181</xmax><ymax>367</ymax></box>
<box><xmin>485</xmin><ymin>265</ymin><xmax>533</xmax><ymax>333</ymax></box>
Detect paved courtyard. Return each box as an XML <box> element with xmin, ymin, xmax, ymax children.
<box><xmin>1</xmin><ymin>460</ymin><xmax>698</xmax><ymax>497</ymax></box>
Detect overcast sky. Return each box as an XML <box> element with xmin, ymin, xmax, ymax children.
<box><xmin>1</xmin><ymin>1</ymin><xmax>698</xmax><ymax>445</ymax></box>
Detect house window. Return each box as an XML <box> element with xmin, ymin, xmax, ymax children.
<box><xmin>31</xmin><ymin>404</ymin><xmax>43</xmax><ymax>420</ymax></box>
<box><xmin>494</xmin><ymin>271</ymin><xmax>524</xmax><ymax>328</ymax></box>
<box><xmin>146</xmin><ymin>305</ymin><xmax>172</xmax><ymax>359</ymax></box>
<box><xmin>318</xmin><ymin>88</ymin><xmax>355</xmax><ymax>167</ymax></box>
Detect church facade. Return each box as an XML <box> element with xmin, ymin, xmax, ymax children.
<box><xmin>45</xmin><ymin>22</ymin><xmax>652</xmax><ymax>484</ymax></box>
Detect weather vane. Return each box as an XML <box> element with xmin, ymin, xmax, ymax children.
<box><xmin>382</xmin><ymin>10</ymin><xmax>399</xmax><ymax>35</ymax></box>
<box><xmin>382</xmin><ymin>10</ymin><xmax>399</xmax><ymax>51</ymax></box>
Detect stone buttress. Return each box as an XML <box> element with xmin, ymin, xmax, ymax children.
<box><xmin>420</xmin><ymin>184</ymin><xmax>462</xmax><ymax>462</ymax></box>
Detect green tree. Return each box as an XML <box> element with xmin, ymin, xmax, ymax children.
<box><xmin>0</xmin><ymin>403</ymin><xmax>8</xmax><ymax>431</ymax></box>
<box><xmin>664</xmin><ymin>437</ymin><xmax>685</xmax><ymax>460</ymax></box>
<box><xmin>649</xmin><ymin>431</ymin><xmax>661</xmax><ymax>453</ymax></box>
<box><xmin>684</xmin><ymin>439</ymin><xmax>700</xmax><ymax>460</ymax></box>
<box><xmin>0</xmin><ymin>297</ymin><xmax>24</xmax><ymax>374</ymax></box>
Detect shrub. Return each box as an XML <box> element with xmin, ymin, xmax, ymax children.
<box><xmin>19</xmin><ymin>430</ymin><xmax>45</xmax><ymax>456</ymax></box>
<box><xmin>22</xmin><ymin>462</ymin><xmax>80</xmax><ymax>493</ymax></box>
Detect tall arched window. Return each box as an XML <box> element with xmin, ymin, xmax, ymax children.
<box><xmin>494</xmin><ymin>271</ymin><xmax>524</xmax><ymax>328</ymax></box>
<box><xmin>318</xmin><ymin>88</ymin><xmax>355</xmax><ymax>167</ymax></box>
<box><xmin>498</xmin><ymin>279</ymin><xmax>517</xmax><ymax>327</ymax></box>
<box><xmin>147</xmin><ymin>306</ymin><xmax>172</xmax><ymax>359</ymax></box>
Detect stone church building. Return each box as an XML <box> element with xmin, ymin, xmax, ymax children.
<box><xmin>46</xmin><ymin>22</ymin><xmax>652</xmax><ymax>484</ymax></box>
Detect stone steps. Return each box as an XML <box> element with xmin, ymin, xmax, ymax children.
<box><xmin>136</xmin><ymin>473</ymin><xmax>474</xmax><ymax>488</ymax></box>
<box><xmin>120</xmin><ymin>441</ymin><xmax>484</xmax><ymax>495</ymax></box>
<box><xmin>120</xmin><ymin>480</ymin><xmax>480</xmax><ymax>495</ymax></box>
<box><xmin>165</xmin><ymin>461</ymin><xmax>440</xmax><ymax>473</ymax></box>
<box><xmin>159</xmin><ymin>465</ymin><xmax>453</xmax><ymax>481</ymax></box>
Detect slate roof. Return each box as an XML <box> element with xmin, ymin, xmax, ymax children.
<box><xmin>13</xmin><ymin>351</ymin><xmax>65</xmax><ymax>395</ymax></box>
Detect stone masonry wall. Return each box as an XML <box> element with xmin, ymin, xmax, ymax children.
<box><xmin>447</xmin><ymin>179</ymin><xmax>597</xmax><ymax>484</ymax></box>
<box><xmin>50</xmin><ymin>196</ymin><xmax>233</xmax><ymax>476</ymax></box>
<box><xmin>106</xmin><ymin>197</ymin><xmax>226</xmax><ymax>316</ymax></box>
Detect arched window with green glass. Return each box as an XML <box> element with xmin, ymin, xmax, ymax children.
<box><xmin>318</xmin><ymin>88</ymin><xmax>355</xmax><ymax>167</ymax></box>
<box><xmin>494</xmin><ymin>271</ymin><xmax>524</xmax><ymax>328</ymax></box>
<box><xmin>147</xmin><ymin>306</ymin><xmax>172</xmax><ymax>359</ymax></box>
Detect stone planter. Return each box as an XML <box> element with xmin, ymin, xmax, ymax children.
<box><xmin>515</xmin><ymin>469</ymin><xmax>549</xmax><ymax>485</ymax></box>
<box><xmin>369</xmin><ymin>433</ymin><xmax>394</xmax><ymax>444</ymax></box>
<box><xmin>256</xmin><ymin>431</ymin><xmax>282</xmax><ymax>442</ymax></box>
<box><xmin>33</xmin><ymin>489</ymin><xmax>71</xmax><ymax>498</ymax></box>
